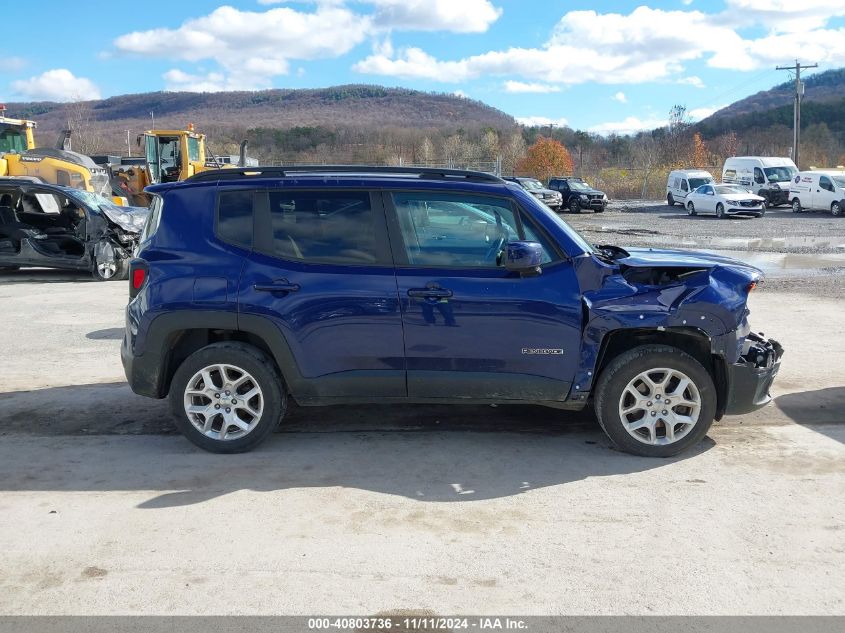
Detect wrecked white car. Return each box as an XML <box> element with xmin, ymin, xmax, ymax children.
<box><xmin>0</xmin><ymin>179</ymin><xmax>149</xmax><ymax>280</ymax></box>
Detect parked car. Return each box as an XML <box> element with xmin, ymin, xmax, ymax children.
<box><xmin>547</xmin><ymin>177</ymin><xmax>607</xmax><ymax>213</ymax></box>
<box><xmin>123</xmin><ymin>166</ymin><xmax>782</xmax><ymax>457</ymax></box>
<box><xmin>685</xmin><ymin>184</ymin><xmax>766</xmax><ymax>218</ymax></box>
<box><xmin>503</xmin><ymin>177</ymin><xmax>562</xmax><ymax>210</ymax></box>
<box><xmin>666</xmin><ymin>169</ymin><xmax>714</xmax><ymax>207</ymax></box>
<box><xmin>788</xmin><ymin>170</ymin><xmax>845</xmax><ymax>216</ymax></box>
<box><xmin>722</xmin><ymin>157</ymin><xmax>798</xmax><ymax>208</ymax></box>
<box><xmin>0</xmin><ymin>178</ymin><xmax>149</xmax><ymax>280</ymax></box>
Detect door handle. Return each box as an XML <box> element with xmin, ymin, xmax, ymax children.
<box><xmin>408</xmin><ymin>287</ymin><xmax>452</xmax><ymax>299</ymax></box>
<box><xmin>253</xmin><ymin>280</ymin><xmax>300</xmax><ymax>293</ymax></box>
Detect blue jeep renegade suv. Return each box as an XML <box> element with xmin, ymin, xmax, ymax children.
<box><xmin>122</xmin><ymin>166</ymin><xmax>782</xmax><ymax>456</ymax></box>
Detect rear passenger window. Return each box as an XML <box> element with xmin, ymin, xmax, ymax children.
<box><xmin>217</xmin><ymin>191</ymin><xmax>254</xmax><ymax>248</ymax></box>
<box><xmin>268</xmin><ymin>191</ymin><xmax>376</xmax><ymax>264</ymax></box>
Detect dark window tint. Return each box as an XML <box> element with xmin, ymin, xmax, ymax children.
<box><xmin>820</xmin><ymin>176</ymin><xmax>833</xmax><ymax>192</ymax></box>
<box><xmin>268</xmin><ymin>191</ymin><xmax>376</xmax><ymax>264</ymax></box>
<box><xmin>217</xmin><ymin>190</ymin><xmax>254</xmax><ymax>247</ymax></box>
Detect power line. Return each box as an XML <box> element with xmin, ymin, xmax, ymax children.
<box><xmin>776</xmin><ymin>60</ymin><xmax>817</xmax><ymax>168</ymax></box>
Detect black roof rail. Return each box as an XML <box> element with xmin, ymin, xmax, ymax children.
<box><xmin>184</xmin><ymin>165</ymin><xmax>504</xmax><ymax>184</ymax></box>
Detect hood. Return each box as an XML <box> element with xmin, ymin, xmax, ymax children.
<box><xmin>100</xmin><ymin>204</ymin><xmax>150</xmax><ymax>233</ymax></box>
<box><xmin>722</xmin><ymin>193</ymin><xmax>765</xmax><ymax>201</ymax></box>
<box><xmin>617</xmin><ymin>247</ymin><xmax>762</xmax><ymax>277</ymax></box>
<box><xmin>575</xmin><ymin>188</ymin><xmax>604</xmax><ymax>196</ymax></box>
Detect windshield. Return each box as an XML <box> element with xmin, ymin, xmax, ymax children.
<box><xmin>764</xmin><ymin>166</ymin><xmax>797</xmax><ymax>182</ymax></box>
<box><xmin>569</xmin><ymin>181</ymin><xmax>592</xmax><ymax>191</ymax></box>
<box><xmin>715</xmin><ymin>185</ymin><xmax>751</xmax><ymax>195</ymax></box>
<box><xmin>688</xmin><ymin>177</ymin><xmax>712</xmax><ymax>189</ymax></box>
<box><xmin>0</xmin><ymin>126</ymin><xmax>28</xmax><ymax>153</ymax></box>
<box><xmin>520</xmin><ymin>179</ymin><xmax>544</xmax><ymax>190</ymax></box>
<box><xmin>832</xmin><ymin>176</ymin><xmax>845</xmax><ymax>188</ymax></box>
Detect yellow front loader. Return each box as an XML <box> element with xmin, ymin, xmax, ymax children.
<box><xmin>0</xmin><ymin>104</ymin><xmax>112</xmax><ymax>197</ymax></box>
<box><xmin>106</xmin><ymin>125</ymin><xmax>245</xmax><ymax>206</ymax></box>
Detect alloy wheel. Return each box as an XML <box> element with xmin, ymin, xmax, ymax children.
<box><xmin>617</xmin><ymin>368</ymin><xmax>701</xmax><ymax>445</ymax></box>
<box><xmin>183</xmin><ymin>363</ymin><xmax>264</xmax><ymax>441</ymax></box>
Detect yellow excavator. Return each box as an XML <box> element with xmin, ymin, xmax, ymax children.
<box><xmin>0</xmin><ymin>104</ymin><xmax>112</xmax><ymax>197</ymax></box>
<box><xmin>101</xmin><ymin>125</ymin><xmax>248</xmax><ymax>206</ymax></box>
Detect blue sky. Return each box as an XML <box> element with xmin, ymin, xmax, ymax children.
<box><xmin>2</xmin><ymin>0</ymin><xmax>844</xmax><ymax>134</ymax></box>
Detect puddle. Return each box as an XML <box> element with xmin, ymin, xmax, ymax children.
<box><xmin>679</xmin><ymin>236</ymin><xmax>845</xmax><ymax>251</ymax></box>
<box><xmin>700</xmin><ymin>250</ymin><xmax>845</xmax><ymax>276</ymax></box>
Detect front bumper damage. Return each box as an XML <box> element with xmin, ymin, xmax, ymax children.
<box><xmin>725</xmin><ymin>332</ymin><xmax>784</xmax><ymax>415</ymax></box>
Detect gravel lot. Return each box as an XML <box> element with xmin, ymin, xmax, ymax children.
<box><xmin>0</xmin><ymin>207</ymin><xmax>843</xmax><ymax>616</ymax></box>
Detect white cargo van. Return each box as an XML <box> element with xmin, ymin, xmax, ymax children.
<box><xmin>666</xmin><ymin>169</ymin><xmax>714</xmax><ymax>207</ymax></box>
<box><xmin>721</xmin><ymin>157</ymin><xmax>798</xmax><ymax>207</ymax></box>
<box><xmin>788</xmin><ymin>170</ymin><xmax>845</xmax><ymax>216</ymax></box>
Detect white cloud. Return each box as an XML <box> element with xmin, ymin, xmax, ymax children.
<box><xmin>612</xmin><ymin>91</ymin><xmax>626</xmax><ymax>103</ymax></box>
<box><xmin>11</xmin><ymin>69</ymin><xmax>100</xmax><ymax>102</ymax></box>
<box><xmin>689</xmin><ymin>105</ymin><xmax>727</xmax><ymax>120</ymax></box>
<box><xmin>369</xmin><ymin>0</ymin><xmax>502</xmax><ymax>33</ymax></box>
<box><xmin>504</xmin><ymin>81</ymin><xmax>561</xmax><ymax>93</ymax></box>
<box><xmin>678</xmin><ymin>76</ymin><xmax>705</xmax><ymax>88</ymax></box>
<box><xmin>354</xmin><ymin>5</ymin><xmax>845</xmax><ymax>87</ymax></box>
<box><xmin>115</xmin><ymin>5</ymin><xmax>372</xmax><ymax>90</ymax></box>
<box><xmin>725</xmin><ymin>0</ymin><xmax>845</xmax><ymax>33</ymax></box>
<box><xmin>516</xmin><ymin>116</ymin><xmax>569</xmax><ymax>128</ymax></box>
<box><xmin>453</xmin><ymin>90</ymin><xmax>468</xmax><ymax>98</ymax></box>
<box><xmin>588</xmin><ymin>116</ymin><xmax>668</xmax><ymax>135</ymax></box>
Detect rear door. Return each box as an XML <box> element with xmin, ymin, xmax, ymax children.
<box><xmin>384</xmin><ymin>189</ymin><xmax>582</xmax><ymax>401</ymax></box>
<box><xmin>237</xmin><ymin>187</ymin><xmax>406</xmax><ymax>399</ymax></box>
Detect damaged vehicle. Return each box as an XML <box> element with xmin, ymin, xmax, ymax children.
<box><xmin>0</xmin><ymin>179</ymin><xmax>148</xmax><ymax>280</ymax></box>
<box><xmin>122</xmin><ymin>166</ymin><xmax>782</xmax><ymax>456</ymax></box>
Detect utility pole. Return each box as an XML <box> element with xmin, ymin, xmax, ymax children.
<box><xmin>126</xmin><ymin>130</ymin><xmax>131</xmax><ymax>157</ymax></box>
<box><xmin>776</xmin><ymin>60</ymin><xmax>817</xmax><ymax>168</ymax></box>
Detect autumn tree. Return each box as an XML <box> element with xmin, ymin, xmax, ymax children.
<box><xmin>518</xmin><ymin>136</ymin><xmax>573</xmax><ymax>182</ymax></box>
<box><xmin>691</xmin><ymin>132</ymin><xmax>709</xmax><ymax>168</ymax></box>
<box><xmin>65</xmin><ymin>98</ymin><xmax>103</xmax><ymax>155</ymax></box>
<box><xmin>501</xmin><ymin>131</ymin><xmax>527</xmax><ymax>175</ymax></box>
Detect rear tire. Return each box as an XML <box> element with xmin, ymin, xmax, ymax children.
<box><xmin>594</xmin><ymin>345</ymin><xmax>716</xmax><ymax>457</ymax></box>
<box><xmin>168</xmin><ymin>342</ymin><xmax>286</xmax><ymax>453</ymax></box>
<box><xmin>792</xmin><ymin>198</ymin><xmax>802</xmax><ymax>213</ymax></box>
<box><xmin>832</xmin><ymin>202</ymin><xmax>842</xmax><ymax>217</ymax></box>
<box><xmin>667</xmin><ymin>193</ymin><xmax>675</xmax><ymax>207</ymax></box>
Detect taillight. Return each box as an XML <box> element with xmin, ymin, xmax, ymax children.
<box><xmin>129</xmin><ymin>259</ymin><xmax>148</xmax><ymax>298</ymax></box>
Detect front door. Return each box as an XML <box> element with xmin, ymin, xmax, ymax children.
<box><xmin>814</xmin><ymin>175</ymin><xmax>836</xmax><ymax>211</ymax></box>
<box><xmin>384</xmin><ymin>190</ymin><xmax>582</xmax><ymax>401</ymax></box>
<box><xmin>238</xmin><ymin>188</ymin><xmax>406</xmax><ymax>398</ymax></box>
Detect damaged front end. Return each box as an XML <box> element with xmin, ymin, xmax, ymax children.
<box><xmin>727</xmin><ymin>332</ymin><xmax>784</xmax><ymax>414</ymax></box>
<box><xmin>572</xmin><ymin>246</ymin><xmax>784</xmax><ymax>416</ymax></box>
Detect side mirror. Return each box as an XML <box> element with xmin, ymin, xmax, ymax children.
<box><xmin>504</xmin><ymin>241</ymin><xmax>544</xmax><ymax>276</ymax></box>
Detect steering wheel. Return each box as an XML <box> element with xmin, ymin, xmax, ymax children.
<box><xmin>484</xmin><ymin>234</ymin><xmax>507</xmax><ymax>264</ymax></box>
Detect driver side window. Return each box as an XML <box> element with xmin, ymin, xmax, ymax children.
<box><xmin>391</xmin><ymin>192</ymin><xmax>552</xmax><ymax>268</ymax></box>
<box><xmin>754</xmin><ymin>168</ymin><xmax>765</xmax><ymax>184</ymax></box>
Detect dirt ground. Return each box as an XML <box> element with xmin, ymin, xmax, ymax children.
<box><xmin>0</xmin><ymin>208</ymin><xmax>843</xmax><ymax>615</ymax></box>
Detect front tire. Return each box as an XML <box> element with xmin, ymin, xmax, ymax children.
<box><xmin>716</xmin><ymin>203</ymin><xmax>726</xmax><ymax>219</ymax></box>
<box><xmin>832</xmin><ymin>201</ymin><xmax>842</xmax><ymax>217</ymax></box>
<box><xmin>594</xmin><ymin>345</ymin><xmax>716</xmax><ymax>457</ymax></box>
<box><xmin>569</xmin><ymin>198</ymin><xmax>581</xmax><ymax>214</ymax></box>
<box><xmin>687</xmin><ymin>202</ymin><xmax>696</xmax><ymax>216</ymax></box>
<box><xmin>168</xmin><ymin>342</ymin><xmax>286</xmax><ymax>453</ymax></box>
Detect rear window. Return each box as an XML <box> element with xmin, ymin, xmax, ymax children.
<box><xmin>217</xmin><ymin>190</ymin><xmax>254</xmax><ymax>248</ymax></box>
<box><xmin>267</xmin><ymin>190</ymin><xmax>376</xmax><ymax>264</ymax></box>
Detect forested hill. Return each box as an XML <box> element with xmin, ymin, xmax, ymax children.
<box><xmin>5</xmin><ymin>85</ymin><xmax>516</xmax><ymax>137</ymax></box>
<box><xmin>697</xmin><ymin>68</ymin><xmax>845</xmax><ymax>138</ymax></box>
